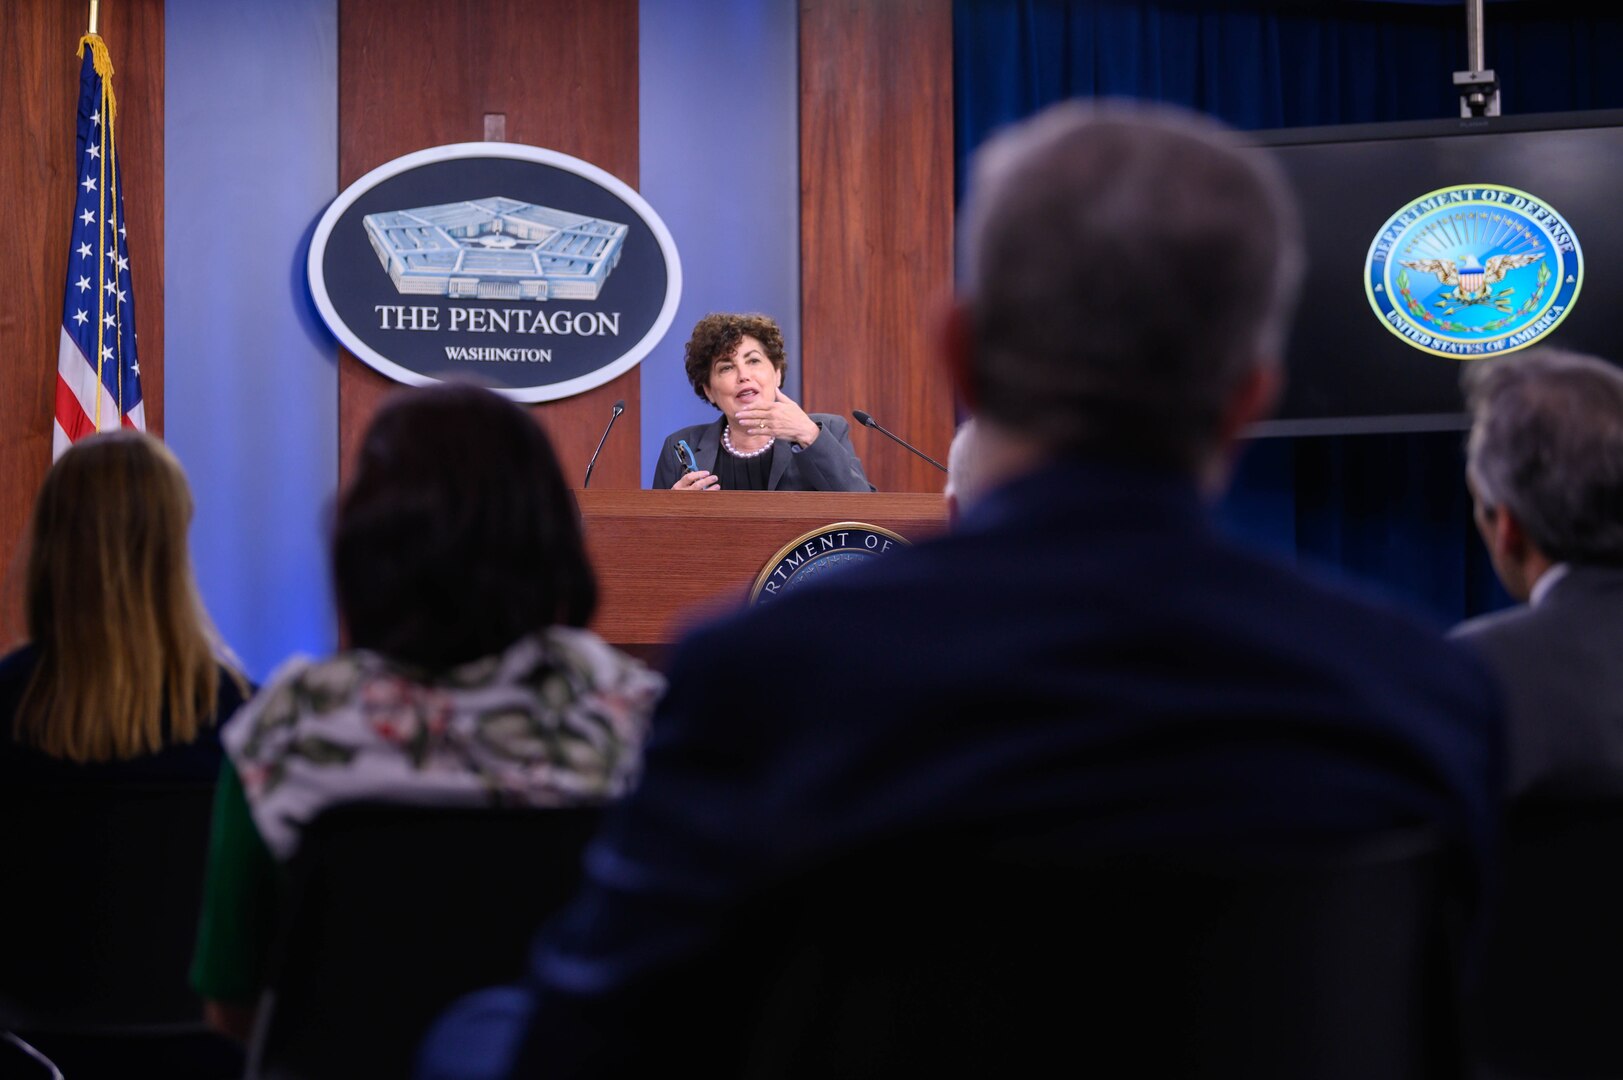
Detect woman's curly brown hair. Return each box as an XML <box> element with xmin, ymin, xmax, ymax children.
<box><xmin>683</xmin><ymin>313</ymin><xmax>787</xmax><ymax>407</ymax></box>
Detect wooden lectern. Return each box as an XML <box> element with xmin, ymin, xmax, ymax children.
<box><xmin>576</xmin><ymin>491</ymin><xmax>948</xmax><ymax>664</ymax></box>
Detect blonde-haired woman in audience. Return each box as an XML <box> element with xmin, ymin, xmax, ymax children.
<box><xmin>0</xmin><ymin>430</ymin><xmax>250</xmax><ymax>783</ymax></box>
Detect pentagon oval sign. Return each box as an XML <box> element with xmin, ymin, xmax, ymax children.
<box><xmin>308</xmin><ymin>143</ymin><xmax>682</xmax><ymax>402</ymax></box>
<box><xmin>1364</xmin><ymin>184</ymin><xmax>1582</xmax><ymax>360</ymax></box>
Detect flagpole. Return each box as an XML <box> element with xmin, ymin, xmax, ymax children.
<box><xmin>89</xmin><ymin>0</ymin><xmax>99</xmax><ymax>35</ymax></box>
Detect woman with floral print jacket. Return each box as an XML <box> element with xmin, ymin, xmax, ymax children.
<box><xmin>190</xmin><ymin>383</ymin><xmax>663</xmax><ymax>1041</ymax></box>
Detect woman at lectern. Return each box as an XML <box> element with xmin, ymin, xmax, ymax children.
<box><xmin>652</xmin><ymin>312</ymin><xmax>873</xmax><ymax>492</ymax></box>
<box><xmin>191</xmin><ymin>382</ymin><xmax>663</xmax><ymax>1040</ymax></box>
<box><xmin>0</xmin><ymin>430</ymin><xmax>250</xmax><ymax>785</ymax></box>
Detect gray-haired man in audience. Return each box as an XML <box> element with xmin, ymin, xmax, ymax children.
<box><xmin>1452</xmin><ymin>347</ymin><xmax>1623</xmax><ymax>796</ymax></box>
<box><xmin>419</xmin><ymin>98</ymin><xmax>1504</xmax><ymax>1080</ymax></box>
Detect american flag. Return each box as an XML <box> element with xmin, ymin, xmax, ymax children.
<box><xmin>55</xmin><ymin>33</ymin><xmax>144</xmax><ymax>456</ymax></box>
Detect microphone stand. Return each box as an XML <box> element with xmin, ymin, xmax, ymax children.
<box><xmin>852</xmin><ymin>410</ymin><xmax>947</xmax><ymax>473</ymax></box>
<box><xmin>582</xmin><ymin>401</ymin><xmax>625</xmax><ymax>488</ymax></box>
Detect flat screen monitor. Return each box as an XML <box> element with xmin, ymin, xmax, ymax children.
<box><xmin>1244</xmin><ymin>109</ymin><xmax>1623</xmax><ymax>436</ymax></box>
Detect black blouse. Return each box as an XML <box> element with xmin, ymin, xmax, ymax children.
<box><xmin>715</xmin><ymin>443</ymin><xmax>773</xmax><ymax>491</ymax></box>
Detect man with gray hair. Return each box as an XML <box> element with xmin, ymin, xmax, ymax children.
<box><xmin>1452</xmin><ymin>346</ymin><xmax>1623</xmax><ymax>796</ymax></box>
<box><xmin>420</xmin><ymin>100</ymin><xmax>1501</xmax><ymax>1079</ymax></box>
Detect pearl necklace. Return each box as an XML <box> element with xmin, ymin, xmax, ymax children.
<box><xmin>722</xmin><ymin>424</ymin><xmax>775</xmax><ymax>459</ymax></box>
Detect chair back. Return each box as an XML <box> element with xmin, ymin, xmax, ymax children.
<box><xmin>0</xmin><ymin>1032</ymin><xmax>64</xmax><ymax>1080</ymax></box>
<box><xmin>0</xmin><ymin>782</ymin><xmax>217</xmax><ymax>1034</ymax></box>
<box><xmin>247</xmin><ymin>802</ymin><xmax>606</xmax><ymax>1080</ymax></box>
<box><xmin>733</xmin><ymin>825</ymin><xmax>1468</xmax><ymax>1080</ymax></box>
<box><xmin>1468</xmin><ymin>796</ymin><xmax>1623</xmax><ymax>1078</ymax></box>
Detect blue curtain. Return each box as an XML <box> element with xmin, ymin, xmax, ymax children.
<box><xmin>954</xmin><ymin>0</ymin><xmax>1623</xmax><ymax>628</ymax></box>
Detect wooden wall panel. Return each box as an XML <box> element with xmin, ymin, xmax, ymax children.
<box><xmin>800</xmin><ymin>0</ymin><xmax>955</xmax><ymax>494</ymax></box>
<box><xmin>338</xmin><ymin>0</ymin><xmax>641</xmax><ymax>489</ymax></box>
<box><xmin>0</xmin><ymin>1</ymin><xmax>164</xmax><ymax>644</ymax></box>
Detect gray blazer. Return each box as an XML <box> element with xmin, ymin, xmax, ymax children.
<box><xmin>1451</xmin><ymin>564</ymin><xmax>1623</xmax><ymax>796</ymax></box>
<box><xmin>650</xmin><ymin>414</ymin><xmax>874</xmax><ymax>492</ymax></box>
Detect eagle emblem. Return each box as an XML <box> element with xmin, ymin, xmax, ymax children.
<box><xmin>1367</xmin><ymin>185</ymin><xmax>1582</xmax><ymax>359</ymax></box>
<box><xmin>1398</xmin><ymin>252</ymin><xmax>1544</xmax><ymax>306</ymax></box>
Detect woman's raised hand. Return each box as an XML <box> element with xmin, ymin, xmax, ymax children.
<box><xmin>733</xmin><ymin>391</ymin><xmax>820</xmax><ymax>447</ymax></box>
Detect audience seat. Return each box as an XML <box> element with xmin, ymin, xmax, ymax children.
<box><xmin>0</xmin><ymin>1031</ymin><xmax>64</xmax><ymax>1080</ymax></box>
<box><xmin>0</xmin><ymin>780</ymin><xmax>242</xmax><ymax>1078</ymax></box>
<box><xmin>1468</xmin><ymin>795</ymin><xmax>1623</xmax><ymax>1079</ymax></box>
<box><xmin>728</xmin><ymin>824</ymin><xmax>1469</xmax><ymax>1079</ymax></box>
<box><xmin>245</xmin><ymin>802</ymin><xmax>605</xmax><ymax>1080</ymax></box>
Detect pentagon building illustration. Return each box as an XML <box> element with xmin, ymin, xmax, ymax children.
<box><xmin>362</xmin><ymin>197</ymin><xmax>629</xmax><ymax>301</ymax></box>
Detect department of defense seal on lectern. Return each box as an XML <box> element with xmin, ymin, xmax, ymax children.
<box><xmin>750</xmin><ymin>523</ymin><xmax>910</xmax><ymax>604</ymax></box>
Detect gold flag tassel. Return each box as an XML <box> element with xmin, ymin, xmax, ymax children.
<box><xmin>76</xmin><ymin>32</ymin><xmax>120</xmax><ymax>429</ymax></box>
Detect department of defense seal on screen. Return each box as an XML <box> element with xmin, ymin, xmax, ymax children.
<box><xmin>1364</xmin><ymin>184</ymin><xmax>1582</xmax><ymax>359</ymax></box>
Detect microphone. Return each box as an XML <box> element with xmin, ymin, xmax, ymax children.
<box><xmin>852</xmin><ymin>409</ymin><xmax>947</xmax><ymax>473</ymax></box>
<box><xmin>582</xmin><ymin>399</ymin><xmax>625</xmax><ymax>488</ymax></box>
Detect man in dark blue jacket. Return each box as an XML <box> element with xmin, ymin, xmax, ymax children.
<box><xmin>419</xmin><ymin>99</ymin><xmax>1503</xmax><ymax>1079</ymax></box>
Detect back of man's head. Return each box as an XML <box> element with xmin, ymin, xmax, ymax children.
<box><xmin>959</xmin><ymin>100</ymin><xmax>1304</xmax><ymax>473</ymax></box>
<box><xmin>1465</xmin><ymin>347</ymin><xmax>1623</xmax><ymax>566</ymax></box>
